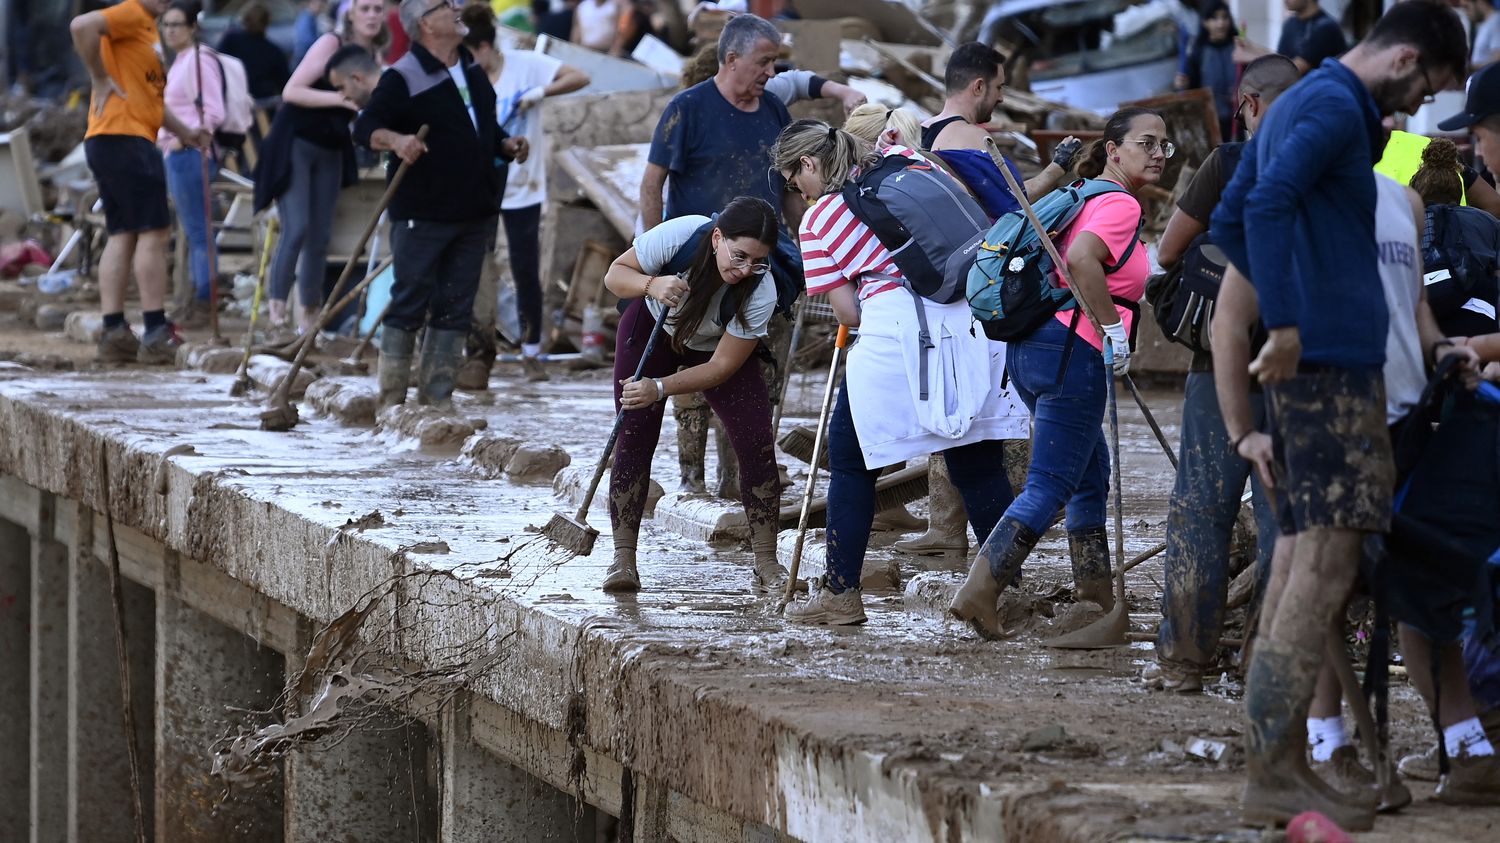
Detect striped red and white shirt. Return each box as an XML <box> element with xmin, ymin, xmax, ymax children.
<box><xmin>799</xmin><ymin>147</ymin><xmax>931</xmax><ymax>302</ymax></box>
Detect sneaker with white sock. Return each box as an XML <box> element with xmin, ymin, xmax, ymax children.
<box><xmin>783</xmin><ymin>577</ymin><xmax>867</xmax><ymax>625</ymax></box>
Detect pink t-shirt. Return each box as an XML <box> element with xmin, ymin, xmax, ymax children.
<box><xmin>1051</xmin><ymin>183</ymin><xmax>1147</xmax><ymax>352</ymax></box>
<box><xmin>158</xmin><ymin>46</ymin><xmax>225</xmax><ymax>152</ymax></box>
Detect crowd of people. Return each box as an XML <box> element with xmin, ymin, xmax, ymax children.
<box><xmin>69</xmin><ymin>0</ymin><xmax>1500</xmax><ymax>831</ymax></box>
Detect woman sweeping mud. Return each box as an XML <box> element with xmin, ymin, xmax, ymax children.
<box><xmin>772</xmin><ymin>120</ymin><xmax>1029</xmax><ymax>625</ymax></box>
<box><xmin>600</xmin><ymin>197</ymin><xmax>787</xmax><ymax>593</ymax></box>
<box><xmin>949</xmin><ymin>107</ymin><xmax>1167</xmax><ymax>638</ymax></box>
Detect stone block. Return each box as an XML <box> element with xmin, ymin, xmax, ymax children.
<box><xmin>34</xmin><ymin>303</ymin><xmax>75</xmax><ymax>331</ymax></box>
<box><xmin>553</xmin><ymin>464</ymin><xmax>664</xmax><ymax>518</ymax></box>
<box><xmin>375</xmin><ymin>404</ymin><xmax>484</xmax><ymax>452</ymax></box>
<box><xmin>655</xmin><ymin>493</ymin><xmax>747</xmax><ymax>546</ymax></box>
<box><xmin>902</xmin><ymin>571</ymin><xmax>963</xmax><ymax>619</ymax></box>
<box><xmin>504</xmin><ymin>444</ymin><xmax>571</xmax><ymax>484</ymax></box>
<box><xmin>304</xmin><ymin>377</ymin><xmax>379</xmax><ymax>426</ymax></box>
<box><xmin>175</xmin><ymin>342</ymin><xmax>243</xmax><ymax>375</ymax></box>
<box><xmin>64</xmin><ymin>311</ymin><xmax>103</xmax><ymax>345</ymax></box>
<box><xmin>247</xmin><ymin>354</ymin><xmax>318</xmax><ymax>399</ymax></box>
<box><xmin>460</xmin><ymin>434</ymin><xmax>522</xmax><ymax>479</ymax></box>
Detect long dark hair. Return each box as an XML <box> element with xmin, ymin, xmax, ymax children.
<box><xmin>668</xmin><ymin>196</ymin><xmax>779</xmax><ymax>353</ymax></box>
<box><xmin>1077</xmin><ymin>106</ymin><xmax>1163</xmax><ymax>179</ymax></box>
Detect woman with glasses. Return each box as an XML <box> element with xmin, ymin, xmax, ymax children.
<box><xmin>771</xmin><ymin>119</ymin><xmax>1029</xmax><ymax>626</ymax></box>
<box><xmin>599</xmin><ymin>196</ymin><xmax>787</xmax><ymax>594</ymax></box>
<box><xmin>951</xmin><ymin>106</ymin><xmax>1169</xmax><ymax>639</ymax></box>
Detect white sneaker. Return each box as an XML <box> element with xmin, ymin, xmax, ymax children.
<box><xmin>783</xmin><ymin>577</ymin><xmax>867</xmax><ymax>625</ymax></box>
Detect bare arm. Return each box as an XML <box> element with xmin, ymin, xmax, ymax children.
<box><xmin>547</xmin><ymin>64</ymin><xmax>590</xmax><ymax>96</ymax></box>
<box><xmin>1063</xmin><ymin>231</ymin><xmax>1121</xmax><ymax>332</ymax></box>
<box><xmin>639</xmin><ymin>163</ymin><xmax>668</xmax><ymax>233</ymax></box>
<box><xmin>1211</xmin><ymin>265</ymin><xmax>1275</xmax><ymax>488</ymax></box>
<box><xmin>1468</xmin><ymin>173</ymin><xmax>1500</xmax><ymax>217</ymax></box>
<box><xmin>71</xmin><ymin>11</ymin><xmax>122</xmax><ymax>118</ymax></box>
<box><xmin>282</xmin><ymin>34</ymin><xmax>350</xmax><ymax>110</ymax></box>
<box><xmin>826</xmin><ymin>282</ymin><xmax>860</xmax><ymax>327</ymax></box>
<box><xmin>1022</xmin><ymin>163</ymin><xmax>1070</xmax><ymax>200</ymax></box>
<box><xmin>1157</xmin><ymin>208</ymin><xmax>1207</xmax><ymax>269</ymax></box>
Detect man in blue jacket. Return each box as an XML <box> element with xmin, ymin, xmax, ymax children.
<box><xmin>1210</xmin><ymin>0</ymin><xmax>1467</xmax><ymax>830</ymax></box>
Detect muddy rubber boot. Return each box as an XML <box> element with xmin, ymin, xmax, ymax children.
<box><xmin>673</xmin><ymin>393</ymin><xmax>709</xmax><ymax>494</ymax></box>
<box><xmin>1241</xmin><ymin>639</ymin><xmax>1376</xmax><ymax>831</ymax></box>
<box><xmin>377</xmin><ymin>326</ymin><xmax>417</xmax><ymax>408</ymax></box>
<box><xmin>948</xmin><ymin>517</ymin><xmax>1039</xmax><ymax>640</ymax></box>
<box><xmin>713</xmin><ymin>415</ymin><xmax>739</xmax><ymax>500</ymax></box>
<box><xmin>602</xmin><ymin>548</ymin><xmax>641</xmax><ymax>593</ymax></box>
<box><xmin>417</xmin><ymin>328</ymin><xmax>465</xmax><ymax>410</ymax></box>
<box><xmin>895</xmin><ymin>457</ymin><xmax>968</xmax><ymax>556</ymax></box>
<box><xmin>1068</xmin><ymin>526</ymin><xmax>1114</xmax><ymax>611</ymax></box>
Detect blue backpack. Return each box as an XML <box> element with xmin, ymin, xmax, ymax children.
<box><xmin>962</xmin><ymin>179</ymin><xmax>1142</xmax><ymax>343</ymax></box>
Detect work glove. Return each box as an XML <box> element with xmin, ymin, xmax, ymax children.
<box><xmin>1052</xmin><ymin>136</ymin><xmax>1084</xmax><ymax>171</ymax></box>
<box><xmin>1101</xmin><ymin>320</ymin><xmax>1130</xmax><ymax>376</ymax></box>
<box><xmin>518</xmin><ymin>86</ymin><xmax>547</xmax><ymax>110</ymax></box>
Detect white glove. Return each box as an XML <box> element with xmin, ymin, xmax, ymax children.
<box><xmin>518</xmin><ymin>86</ymin><xmax>546</xmax><ymax>110</ymax></box>
<box><xmin>1101</xmin><ymin>320</ymin><xmax>1130</xmax><ymax>376</ymax></box>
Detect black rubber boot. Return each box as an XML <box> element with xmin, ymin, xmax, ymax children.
<box><xmin>1241</xmin><ymin>638</ymin><xmax>1376</xmax><ymax>830</ymax></box>
<box><xmin>377</xmin><ymin>326</ymin><xmax>417</xmax><ymax>408</ymax></box>
<box><xmin>948</xmin><ymin>517</ymin><xmax>1040</xmax><ymax>639</ymax></box>
<box><xmin>417</xmin><ymin>328</ymin><xmax>465</xmax><ymax>409</ymax></box>
<box><xmin>1068</xmin><ymin>526</ymin><xmax>1114</xmax><ymax>610</ymax></box>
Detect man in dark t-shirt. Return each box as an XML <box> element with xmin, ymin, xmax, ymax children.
<box><xmin>1236</xmin><ymin>0</ymin><xmax>1347</xmax><ymax>76</ymax></box>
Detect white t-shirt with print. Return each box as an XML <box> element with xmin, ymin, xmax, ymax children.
<box><xmin>634</xmin><ymin>214</ymin><xmax>776</xmax><ymax>353</ymax></box>
<box><xmin>494</xmin><ymin>49</ymin><xmax>563</xmax><ymax>210</ymax></box>
<box><xmin>447</xmin><ymin>63</ymin><xmax>477</xmax><ymax>130</ymax></box>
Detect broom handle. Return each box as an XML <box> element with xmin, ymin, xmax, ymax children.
<box><xmin>574</xmin><ymin>304</ymin><xmax>672</xmax><ymax>521</ymax></box>
<box><xmin>1124</xmin><ymin>373</ymin><xmax>1177</xmax><ymax>469</ymax></box>
<box><xmin>784</xmin><ymin>324</ymin><xmax>850</xmax><ymax>604</ymax></box>
<box><xmin>770</xmin><ymin>297</ymin><xmax>807</xmax><ymax>439</ymax></box>
<box><xmin>234</xmin><ymin>217</ymin><xmax>278</xmax><ymax>379</ymax></box>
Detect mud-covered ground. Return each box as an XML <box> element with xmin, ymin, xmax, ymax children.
<box><xmin>1</xmin><ymin>313</ymin><xmax>1497</xmax><ymax>841</ymax></box>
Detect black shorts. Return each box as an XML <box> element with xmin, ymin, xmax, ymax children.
<box><xmin>1266</xmin><ymin>367</ymin><xmax>1395</xmax><ymax>535</ymax></box>
<box><xmin>84</xmin><ymin>135</ymin><xmax>170</xmax><ymax>235</ymax></box>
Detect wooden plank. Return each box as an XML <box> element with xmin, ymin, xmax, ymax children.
<box><xmin>553</xmin><ymin>146</ymin><xmax>644</xmax><ymax>242</ymax></box>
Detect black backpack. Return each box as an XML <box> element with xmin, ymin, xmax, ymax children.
<box><xmin>1144</xmin><ymin>143</ymin><xmax>1245</xmax><ymax>355</ymax></box>
<box><xmin>1421</xmin><ymin>204</ymin><xmax>1500</xmax><ymax>336</ymax></box>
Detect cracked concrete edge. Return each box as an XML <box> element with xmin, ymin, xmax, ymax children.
<box><xmin>0</xmin><ymin>386</ymin><xmax>1069</xmax><ymax>842</ymax></box>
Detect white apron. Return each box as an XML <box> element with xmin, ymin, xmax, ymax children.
<box><xmin>844</xmin><ymin>289</ymin><xmax>1030</xmax><ymax>469</ymax></box>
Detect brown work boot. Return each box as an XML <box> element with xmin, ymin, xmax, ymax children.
<box><xmin>1141</xmin><ymin>660</ymin><xmax>1203</xmax><ymax>693</ymax></box>
<box><xmin>601</xmin><ymin>556</ymin><xmax>641</xmax><ymax>592</ymax></box>
<box><xmin>1241</xmin><ymin>639</ymin><xmax>1376</xmax><ymax>831</ymax></box>
<box><xmin>1313</xmin><ymin>745</ymin><xmax>1376</xmax><ymax>801</ymax></box>
<box><xmin>1435</xmin><ymin>752</ymin><xmax>1500</xmax><ymax>805</ymax></box>
<box><xmin>96</xmin><ymin>325</ymin><xmax>141</xmax><ymax>364</ymax></box>
<box><xmin>895</xmin><ymin>457</ymin><xmax>968</xmax><ymax>556</ymax></box>
<box><xmin>1067</xmin><ymin>525</ymin><xmax>1114</xmax><ymax>611</ymax></box>
<box><xmin>454</xmin><ymin>357</ymin><xmax>491</xmax><ymax>391</ymax></box>
<box><xmin>783</xmin><ymin>576</ymin><xmax>867</xmax><ymax>625</ymax></box>
<box><xmin>169</xmin><ymin>297</ymin><xmax>211</xmax><ymax>330</ymax></box>
<box><xmin>137</xmin><ymin>323</ymin><xmax>184</xmax><ymax>365</ymax></box>
<box><xmin>949</xmin><ymin>517</ymin><xmax>1039</xmax><ymax>640</ymax></box>
<box><xmin>520</xmin><ymin>353</ymin><xmax>550</xmax><ymax>382</ymax></box>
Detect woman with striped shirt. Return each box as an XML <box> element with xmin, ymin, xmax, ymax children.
<box><xmin>771</xmin><ymin>119</ymin><xmax>1029</xmax><ymax>625</ymax></box>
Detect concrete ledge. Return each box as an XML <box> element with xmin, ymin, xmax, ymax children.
<box><xmin>304</xmin><ymin>377</ymin><xmax>379</xmax><ymax>426</ymax></box>
<box><xmin>653</xmin><ymin>492</ymin><xmax>747</xmax><ymax>546</ymax></box>
<box><xmin>176</xmin><ymin>343</ymin><xmax>244</xmax><ymax>375</ymax></box>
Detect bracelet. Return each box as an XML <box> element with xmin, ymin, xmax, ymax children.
<box><xmin>653</xmin><ymin>378</ymin><xmax>667</xmax><ymax>401</ymax></box>
<box><xmin>1230</xmin><ymin>430</ymin><xmax>1253</xmax><ymax>453</ymax></box>
<box><xmin>643</xmin><ymin>276</ymin><xmax>656</xmax><ymax>300</ymax></box>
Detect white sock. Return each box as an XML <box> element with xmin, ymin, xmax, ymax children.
<box><xmin>1444</xmin><ymin>717</ymin><xmax>1497</xmax><ymax>758</ymax></box>
<box><xmin>522</xmin><ymin>343</ymin><xmax>542</xmax><ymax>358</ymax></box>
<box><xmin>1307</xmin><ymin>716</ymin><xmax>1348</xmax><ymax>762</ymax></box>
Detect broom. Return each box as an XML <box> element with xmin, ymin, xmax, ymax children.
<box><xmin>541</xmin><ymin>305</ymin><xmax>671</xmax><ymax>557</ymax></box>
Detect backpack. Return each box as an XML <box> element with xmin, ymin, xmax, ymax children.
<box><xmin>1144</xmin><ymin>234</ymin><xmax>1230</xmax><ymax>355</ymax></box>
<box><xmin>1422</xmin><ymin>204</ymin><xmax>1499</xmax><ymax>335</ymax></box>
<box><xmin>839</xmin><ymin>152</ymin><xmax>992</xmax><ymax>400</ymax></box>
<box><xmin>614</xmin><ymin>216</ymin><xmax>741</xmax><ymax>329</ymax></box>
<box><xmin>841</xmin><ymin>152</ymin><xmax>990</xmax><ymax>304</ymax></box>
<box><xmin>963</xmin><ymin>178</ymin><xmax>1141</xmax><ymax>343</ymax></box>
<box><xmin>207</xmin><ymin>48</ymin><xmax>255</xmax><ymax>149</ymax></box>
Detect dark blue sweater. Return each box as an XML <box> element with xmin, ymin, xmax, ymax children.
<box><xmin>1210</xmin><ymin>59</ymin><xmax>1388</xmax><ymax>370</ymax></box>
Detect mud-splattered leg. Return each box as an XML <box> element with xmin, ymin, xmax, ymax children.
<box><xmin>672</xmin><ymin>386</ymin><xmax>708</xmax><ymax>495</ymax></box>
<box><xmin>701</xmin><ymin>356</ymin><xmax>783</xmax><ymax>590</ymax></box>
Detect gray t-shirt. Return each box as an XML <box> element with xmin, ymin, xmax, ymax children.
<box><xmin>634</xmin><ymin>214</ymin><xmax>777</xmax><ymax>353</ymax></box>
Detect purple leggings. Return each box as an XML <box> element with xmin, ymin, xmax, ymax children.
<box><xmin>608</xmin><ymin>299</ymin><xmax>778</xmax><ymax>547</ymax></box>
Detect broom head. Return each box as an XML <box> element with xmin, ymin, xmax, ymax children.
<box><xmin>542</xmin><ymin>512</ymin><xmax>598</xmax><ymax>557</ymax></box>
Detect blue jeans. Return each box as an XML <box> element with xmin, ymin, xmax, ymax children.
<box><xmin>1156</xmin><ymin>372</ymin><xmax>1278</xmax><ymax>669</ymax></box>
<box><xmin>1001</xmin><ymin>318</ymin><xmax>1108</xmax><ymax>535</ymax></box>
<box><xmin>165</xmin><ymin>148</ymin><xmax>214</xmax><ymax>300</ymax></box>
<box><xmin>825</xmin><ymin>382</ymin><xmax>1014</xmax><ymax>592</ymax></box>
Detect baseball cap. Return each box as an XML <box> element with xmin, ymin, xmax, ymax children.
<box><xmin>1439</xmin><ymin>62</ymin><xmax>1500</xmax><ymax>131</ymax></box>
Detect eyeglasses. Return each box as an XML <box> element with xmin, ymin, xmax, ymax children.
<box><xmin>1124</xmin><ymin>138</ymin><xmax>1176</xmax><ymax>159</ymax></box>
<box><xmin>422</xmin><ymin>0</ymin><xmax>459</xmax><ymax>19</ymax></box>
<box><xmin>1418</xmin><ymin>60</ymin><xmax>1438</xmax><ymax>107</ymax></box>
<box><xmin>1233</xmin><ymin>92</ymin><xmax>1260</xmax><ymax>128</ymax></box>
<box><xmin>720</xmin><ymin>240</ymin><xmax>771</xmax><ymax>275</ymax></box>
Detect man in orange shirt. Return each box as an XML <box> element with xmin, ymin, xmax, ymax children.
<box><xmin>70</xmin><ymin>0</ymin><xmax>210</xmax><ymax>364</ymax></box>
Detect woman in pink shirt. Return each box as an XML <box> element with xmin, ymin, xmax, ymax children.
<box><xmin>951</xmin><ymin>106</ymin><xmax>1168</xmax><ymax>639</ymax></box>
<box><xmin>158</xmin><ymin>0</ymin><xmax>225</xmax><ymax>325</ymax></box>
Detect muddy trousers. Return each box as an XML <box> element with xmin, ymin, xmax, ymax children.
<box><xmin>824</xmin><ymin>383</ymin><xmax>1014</xmax><ymax>593</ymax></box>
<box><xmin>608</xmin><ymin>299</ymin><xmax>779</xmax><ymax>561</ymax></box>
<box><xmin>1157</xmin><ymin>372</ymin><xmax>1277</xmax><ymax>671</ymax></box>
<box><xmin>384</xmin><ymin>217</ymin><xmax>492</xmax><ymax>332</ymax></box>
<box><xmin>995</xmin><ymin>319</ymin><xmax>1109</xmax><ymax>543</ymax></box>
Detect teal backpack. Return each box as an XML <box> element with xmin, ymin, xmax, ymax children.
<box><xmin>962</xmin><ymin>179</ymin><xmax>1142</xmax><ymax>342</ymax></box>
